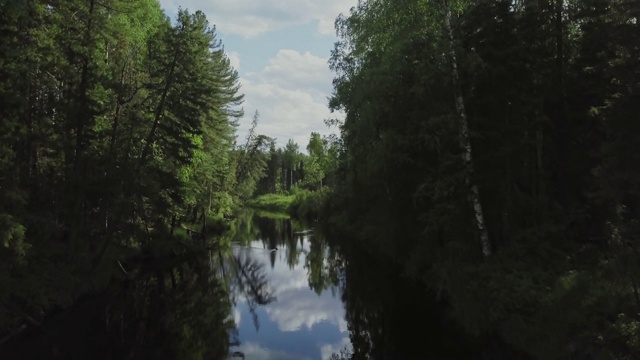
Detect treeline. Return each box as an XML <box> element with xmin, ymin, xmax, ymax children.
<box><xmin>243</xmin><ymin>125</ymin><xmax>339</xmax><ymax>217</ymax></box>
<box><xmin>0</xmin><ymin>0</ymin><xmax>256</xmax><ymax>353</ymax></box>
<box><xmin>328</xmin><ymin>0</ymin><xmax>640</xmax><ymax>358</ymax></box>
<box><xmin>252</xmin><ymin>131</ymin><xmax>339</xmax><ymax>195</ymax></box>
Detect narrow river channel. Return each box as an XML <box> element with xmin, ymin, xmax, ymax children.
<box><xmin>228</xmin><ymin>212</ymin><xmax>348</xmax><ymax>359</ymax></box>
<box><xmin>0</xmin><ymin>210</ymin><xmax>514</xmax><ymax>359</ymax></box>
<box><xmin>225</xmin><ymin>211</ymin><xmax>486</xmax><ymax>360</ymax></box>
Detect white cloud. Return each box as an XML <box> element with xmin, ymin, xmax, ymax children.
<box><xmin>265</xmin><ymin>290</ymin><xmax>348</xmax><ymax>332</ymax></box>
<box><xmin>238</xmin><ymin>49</ymin><xmax>341</xmax><ymax>149</ymax></box>
<box><xmin>159</xmin><ymin>0</ymin><xmax>357</xmax><ymax>38</ymax></box>
<box><xmin>264</xmin><ymin>50</ymin><xmax>331</xmax><ymax>90</ymax></box>
<box><xmin>320</xmin><ymin>337</ymin><xmax>352</xmax><ymax>360</ymax></box>
<box><xmin>233</xmin><ymin>308</ymin><xmax>242</xmax><ymax>328</ymax></box>
<box><xmin>228</xmin><ymin>51</ymin><xmax>241</xmax><ymax>71</ymax></box>
<box><xmin>236</xmin><ymin>341</ymin><xmax>313</xmax><ymax>360</ymax></box>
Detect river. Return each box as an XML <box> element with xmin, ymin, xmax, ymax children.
<box><xmin>225</xmin><ymin>210</ymin><xmax>480</xmax><ymax>360</ymax></box>
<box><xmin>227</xmin><ymin>211</ymin><xmax>348</xmax><ymax>359</ymax></box>
<box><xmin>0</xmin><ymin>210</ymin><xmax>502</xmax><ymax>359</ymax></box>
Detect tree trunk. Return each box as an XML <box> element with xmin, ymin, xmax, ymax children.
<box><xmin>139</xmin><ymin>54</ymin><xmax>178</xmax><ymax>168</ymax></box>
<box><xmin>442</xmin><ymin>0</ymin><xmax>491</xmax><ymax>257</ymax></box>
<box><xmin>209</xmin><ymin>185</ymin><xmax>213</xmax><ymax>212</ymax></box>
<box><xmin>65</xmin><ymin>0</ymin><xmax>96</xmax><ymax>258</ymax></box>
<box><xmin>554</xmin><ymin>0</ymin><xmax>569</xmax><ymax>208</ymax></box>
<box><xmin>531</xmin><ymin>126</ymin><xmax>543</xmax><ymax>225</ymax></box>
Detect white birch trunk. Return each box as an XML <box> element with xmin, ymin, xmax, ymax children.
<box><xmin>442</xmin><ymin>0</ymin><xmax>491</xmax><ymax>257</ymax></box>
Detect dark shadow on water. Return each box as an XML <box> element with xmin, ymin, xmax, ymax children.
<box><xmin>324</xmin><ymin>225</ymin><xmax>532</xmax><ymax>360</ymax></box>
<box><xmin>1</xmin><ymin>209</ymin><xmax>528</xmax><ymax>359</ymax></box>
<box><xmin>0</xmin><ymin>250</ymin><xmax>235</xmax><ymax>359</ymax></box>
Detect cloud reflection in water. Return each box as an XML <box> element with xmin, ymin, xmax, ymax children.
<box><xmin>232</xmin><ymin>232</ymin><xmax>349</xmax><ymax>360</ymax></box>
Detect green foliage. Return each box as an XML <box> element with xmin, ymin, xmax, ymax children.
<box><xmin>253</xmin><ymin>133</ymin><xmax>341</xmax><ymax>198</ymax></box>
<box><xmin>289</xmin><ymin>187</ymin><xmax>330</xmax><ymax>220</ymax></box>
<box><xmin>0</xmin><ymin>215</ymin><xmax>28</xmax><ymax>259</ymax></box>
<box><xmin>612</xmin><ymin>314</ymin><xmax>640</xmax><ymax>354</ymax></box>
<box><xmin>0</xmin><ymin>1</ymin><xmax>243</xmax><ymax>354</ymax></box>
<box><xmin>233</xmin><ymin>112</ymin><xmax>271</xmax><ymax>200</ymax></box>
<box><xmin>328</xmin><ymin>0</ymin><xmax>640</xmax><ymax>357</ymax></box>
<box><xmin>328</xmin><ymin>347</ymin><xmax>353</xmax><ymax>360</ymax></box>
<box><xmin>246</xmin><ymin>194</ymin><xmax>295</xmax><ymax>213</ymax></box>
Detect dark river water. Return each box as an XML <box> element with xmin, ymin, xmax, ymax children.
<box><xmin>0</xmin><ymin>210</ymin><xmax>501</xmax><ymax>359</ymax></box>
<box><xmin>225</xmin><ymin>210</ymin><xmax>481</xmax><ymax>360</ymax></box>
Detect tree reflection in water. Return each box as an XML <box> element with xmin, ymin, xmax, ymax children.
<box><xmin>0</xmin><ymin>220</ymin><xmax>277</xmax><ymax>360</ymax></box>
<box><xmin>1</xmin><ymin>249</ymin><xmax>237</xmax><ymax>359</ymax></box>
<box><xmin>226</xmin><ymin>250</ymin><xmax>277</xmax><ymax>331</ymax></box>
<box><xmin>326</xmin><ymin>229</ymin><xmax>478</xmax><ymax>360</ymax></box>
<box><xmin>1</xmin><ymin>209</ymin><xmax>503</xmax><ymax>359</ymax></box>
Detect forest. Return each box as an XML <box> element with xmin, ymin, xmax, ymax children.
<box><xmin>324</xmin><ymin>0</ymin><xmax>640</xmax><ymax>358</ymax></box>
<box><xmin>0</xmin><ymin>0</ymin><xmax>252</xmax><ymax>357</ymax></box>
<box><xmin>1</xmin><ymin>0</ymin><xmax>640</xmax><ymax>359</ymax></box>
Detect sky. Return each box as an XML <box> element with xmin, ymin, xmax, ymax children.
<box><xmin>158</xmin><ymin>0</ymin><xmax>358</xmax><ymax>150</ymax></box>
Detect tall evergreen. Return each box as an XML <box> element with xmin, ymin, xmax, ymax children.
<box><xmin>0</xmin><ymin>2</ymin><xmax>244</xmax><ymax>355</ymax></box>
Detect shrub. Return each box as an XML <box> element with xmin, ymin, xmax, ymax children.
<box><xmin>245</xmin><ymin>194</ymin><xmax>295</xmax><ymax>213</ymax></box>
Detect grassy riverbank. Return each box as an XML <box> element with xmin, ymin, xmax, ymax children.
<box><xmin>246</xmin><ymin>194</ymin><xmax>295</xmax><ymax>213</ymax></box>
<box><xmin>247</xmin><ymin>188</ymin><xmax>330</xmax><ymax>219</ymax></box>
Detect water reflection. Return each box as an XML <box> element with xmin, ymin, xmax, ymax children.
<box><xmin>0</xmin><ymin>210</ymin><xmax>347</xmax><ymax>359</ymax></box>
<box><xmin>227</xmin><ymin>250</ymin><xmax>277</xmax><ymax>331</ymax></box>
<box><xmin>327</xmin><ymin>228</ymin><xmax>484</xmax><ymax>360</ymax></box>
<box><xmin>1</xmin><ymin>234</ymin><xmax>236</xmax><ymax>359</ymax></box>
<box><xmin>1</xmin><ymin>209</ymin><xmax>485</xmax><ymax>359</ymax></box>
<box><xmin>226</xmin><ymin>210</ymin><xmax>349</xmax><ymax>360</ymax></box>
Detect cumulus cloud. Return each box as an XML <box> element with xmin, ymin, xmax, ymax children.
<box><xmin>236</xmin><ymin>341</ymin><xmax>313</xmax><ymax>360</ymax></box>
<box><xmin>265</xmin><ymin>290</ymin><xmax>348</xmax><ymax>332</ymax></box>
<box><xmin>262</xmin><ymin>50</ymin><xmax>332</xmax><ymax>92</ymax></box>
<box><xmin>227</xmin><ymin>51</ymin><xmax>241</xmax><ymax>71</ymax></box>
<box><xmin>238</xmin><ymin>49</ymin><xmax>341</xmax><ymax>148</ymax></box>
<box><xmin>159</xmin><ymin>0</ymin><xmax>356</xmax><ymax>38</ymax></box>
<box><xmin>320</xmin><ymin>337</ymin><xmax>352</xmax><ymax>360</ymax></box>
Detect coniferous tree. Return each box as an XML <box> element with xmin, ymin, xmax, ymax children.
<box><xmin>0</xmin><ymin>3</ymin><xmax>245</xmax><ymax>353</ymax></box>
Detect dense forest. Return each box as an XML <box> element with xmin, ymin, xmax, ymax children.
<box><xmin>324</xmin><ymin>0</ymin><xmax>640</xmax><ymax>358</ymax></box>
<box><xmin>0</xmin><ymin>0</ymin><xmax>264</xmax><ymax>357</ymax></box>
<box><xmin>2</xmin><ymin>0</ymin><xmax>640</xmax><ymax>358</ymax></box>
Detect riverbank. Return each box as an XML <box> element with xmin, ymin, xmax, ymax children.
<box><xmin>246</xmin><ymin>189</ymin><xmax>330</xmax><ymax>220</ymax></box>
<box><xmin>246</xmin><ymin>194</ymin><xmax>295</xmax><ymax>213</ymax></box>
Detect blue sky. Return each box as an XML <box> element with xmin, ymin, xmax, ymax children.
<box><xmin>158</xmin><ymin>0</ymin><xmax>358</xmax><ymax>150</ymax></box>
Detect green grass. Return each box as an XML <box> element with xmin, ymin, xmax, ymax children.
<box><xmin>246</xmin><ymin>194</ymin><xmax>295</xmax><ymax>213</ymax></box>
<box><xmin>254</xmin><ymin>209</ymin><xmax>291</xmax><ymax>219</ymax></box>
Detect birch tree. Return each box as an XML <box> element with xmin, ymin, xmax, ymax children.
<box><xmin>440</xmin><ymin>0</ymin><xmax>491</xmax><ymax>256</ymax></box>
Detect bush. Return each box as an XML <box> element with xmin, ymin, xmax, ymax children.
<box><xmin>245</xmin><ymin>194</ymin><xmax>295</xmax><ymax>213</ymax></box>
<box><xmin>288</xmin><ymin>187</ymin><xmax>330</xmax><ymax>220</ymax></box>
